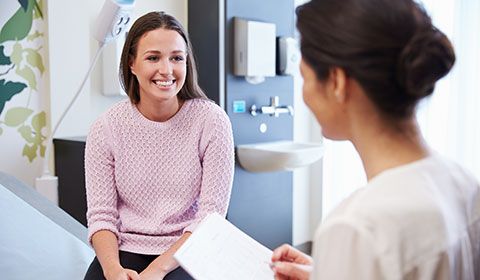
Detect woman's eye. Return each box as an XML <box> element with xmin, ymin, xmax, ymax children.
<box><xmin>172</xmin><ymin>56</ymin><xmax>185</xmax><ymax>62</ymax></box>
<box><xmin>147</xmin><ymin>56</ymin><xmax>159</xmax><ymax>61</ymax></box>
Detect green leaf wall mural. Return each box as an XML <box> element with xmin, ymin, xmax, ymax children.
<box><xmin>0</xmin><ymin>0</ymin><xmax>34</xmax><ymax>43</ymax></box>
<box><xmin>0</xmin><ymin>80</ymin><xmax>27</xmax><ymax>113</ymax></box>
<box><xmin>0</xmin><ymin>46</ymin><xmax>11</xmax><ymax>65</ymax></box>
<box><xmin>0</xmin><ymin>0</ymin><xmax>46</xmax><ymax>163</ymax></box>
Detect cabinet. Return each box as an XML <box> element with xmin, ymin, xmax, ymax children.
<box><xmin>54</xmin><ymin>137</ymin><xmax>87</xmax><ymax>226</ymax></box>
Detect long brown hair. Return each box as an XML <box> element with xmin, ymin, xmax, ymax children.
<box><xmin>119</xmin><ymin>11</ymin><xmax>208</xmax><ymax>104</ymax></box>
<box><xmin>296</xmin><ymin>0</ymin><xmax>455</xmax><ymax>119</ymax></box>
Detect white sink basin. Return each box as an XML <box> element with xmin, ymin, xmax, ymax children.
<box><xmin>237</xmin><ymin>141</ymin><xmax>324</xmax><ymax>172</ymax></box>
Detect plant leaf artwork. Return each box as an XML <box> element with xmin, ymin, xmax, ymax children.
<box><xmin>1</xmin><ymin>0</ymin><xmax>46</xmax><ymax>163</ymax></box>
<box><xmin>10</xmin><ymin>42</ymin><xmax>22</xmax><ymax>65</ymax></box>
<box><xmin>0</xmin><ymin>79</ymin><xmax>27</xmax><ymax>115</ymax></box>
<box><xmin>18</xmin><ymin>124</ymin><xmax>35</xmax><ymax>142</ymax></box>
<box><xmin>39</xmin><ymin>141</ymin><xmax>45</xmax><ymax>156</ymax></box>
<box><xmin>0</xmin><ymin>0</ymin><xmax>34</xmax><ymax>44</ymax></box>
<box><xmin>30</xmin><ymin>111</ymin><xmax>46</xmax><ymax>158</ymax></box>
<box><xmin>0</xmin><ymin>45</ymin><xmax>11</xmax><ymax>65</ymax></box>
<box><xmin>16</xmin><ymin>64</ymin><xmax>37</xmax><ymax>90</ymax></box>
<box><xmin>31</xmin><ymin>110</ymin><xmax>45</xmax><ymax>131</ymax></box>
<box><xmin>4</xmin><ymin>107</ymin><xmax>33</xmax><ymax>127</ymax></box>
<box><xmin>25</xmin><ymin>48</ymin><xmax>44</xmax><ymax>73</ymax></box>
<box><xmin>18</xmin><ymin>0</ymin><xmax>29</xmax><ymax>11</ymax></box>
<box><xmin>26</xmin><ymin>31</ymin><xmax>42</xmax><ymax>41</ymax></box>
<box><xmin>22</xmin><ymin>143</ymin><xmax>37</xmax><ymax>162</ymax></box>
<box><xmin>18</xmin><ymin>111</ymin><xmax>46</xmax><ymax>162</ymax></box>
<box><xmin>32</xmin><ymin>0</ymin><xmax>43</xmax><ymax>20</ymax></box>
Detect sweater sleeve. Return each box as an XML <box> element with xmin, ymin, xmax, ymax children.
<box><xmin>84</xmin><ymin>117</ymin><xmax>120</xmax><ymax>245</ymax></box>
<box><xmin>183</xmin><ymin>108</ymin><xmax>234</xmax><ymax>233</ymax></box>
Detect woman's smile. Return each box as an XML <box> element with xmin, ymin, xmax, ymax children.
<box><xmin>152</xmin><ymin>78</ymin><xmax>176</xmax><ymax>90</ymax></box>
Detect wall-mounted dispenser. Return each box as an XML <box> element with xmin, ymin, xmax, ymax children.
<box><xmin>233</xmin><ymin>18</ymin><xmax>276</xmax><ymax>84</ymax></box>
<box><xmin>277</xmin><ymin>37</ymin><xmax>300</xmax><ymax>75</ymax></box>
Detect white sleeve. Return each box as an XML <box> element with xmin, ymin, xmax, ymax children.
<box><xmin>311</xmin><ymin>219</ymin><xmax>385</xmax><ymax>280</ymax></box>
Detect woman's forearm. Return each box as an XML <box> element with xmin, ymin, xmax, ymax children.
<box><xmin>91</xmin><ymin>230</ymin><xmax>122</xmax><ymax>274</ymax></box>
<box><xmin>149</xmin><ymin>232</ymin><xmax>192</xmax><ymax>274</ymax></box>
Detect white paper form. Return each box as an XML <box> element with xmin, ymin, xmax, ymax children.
<box><xmin>174</xmin><ymin>213</ymin><xmax>275</xmax><ymax>280</ymax></box>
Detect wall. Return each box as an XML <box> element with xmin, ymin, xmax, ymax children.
<box><xmin>189</xmin><ymin>0</ymin><xmax>299</xmax><ymax>249</ymax></box>
<box><xmin>224</xmin><ymin>0</ymin><xmax>295</xmax><ymax>249</ymax></box>
<box><xmin>0</xmin><ymin>0</ymin><xmax>48</xmax><ymax>187</ymax></box>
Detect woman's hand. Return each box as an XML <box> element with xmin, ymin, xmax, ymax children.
<box><xmin>271</xmin><ymin>244</ymin><xmax>313</xmax><ymax>280</ymax></box>
<box><xmin>104</xmin><ymin>263</ymin><xmax>140</xmax><ymax>280</ymax></box>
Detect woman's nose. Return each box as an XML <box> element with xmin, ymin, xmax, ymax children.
<box><xmin>157</xmin><ymin>58</ymin><xmax>173</xmax><ymax>74</ymax></box>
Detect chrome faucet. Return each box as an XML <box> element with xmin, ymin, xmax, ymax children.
<box><xmin>250</xmin><ymin>96</ymin><xmax>294</xmax><ymax>117</ymax></box>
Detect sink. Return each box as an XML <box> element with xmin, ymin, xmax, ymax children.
<box><xmin>237</xmin><ymin>141</ymin><xmax>324</xmax><ymax>172</ymax></box>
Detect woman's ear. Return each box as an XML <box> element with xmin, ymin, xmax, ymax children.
<box><xmin>129</xmin><ymin>58</ymin><xmax>136</xmax><ymax>76</ymax></box>
<box><xmin>330</xmin><ymin>67</ymin><xmax>347</xmax><ymax>103</ymax></box>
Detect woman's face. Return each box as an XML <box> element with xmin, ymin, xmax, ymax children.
<box><xmin>130</xmin><ymin>28</ymin><xmax>187</xmax><ymax>103</ymax></box>
<box><xmin>300</xmin><ymin>59</ymin><xmax>347</xmax><ymax>140</ymax></box>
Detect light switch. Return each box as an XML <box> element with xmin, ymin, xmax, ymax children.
<box><xmin>233</xmin><ymin>100</ymin><xmax>246</xmax><ymax>113</ymax></box>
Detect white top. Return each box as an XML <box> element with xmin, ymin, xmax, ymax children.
<box><xmin>311</xmin><ymin>155</ymin><xmax>480</xmax><ymax>280</ymax></box>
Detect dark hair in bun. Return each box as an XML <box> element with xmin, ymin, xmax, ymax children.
<box><xmin>296</xmin><ymin>0</ymin><xmax>455</xmax><ymax>119</ymax></box>
<box><xmin>397</xmin><ymin>28</ymin><xmax>455</xmax><ymax>98</ymax></box>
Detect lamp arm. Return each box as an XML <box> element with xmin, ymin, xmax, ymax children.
<box><xmin>41</xmin><ymin>42</ymin><xmax>107</xmax><ymax>177</ymax></box>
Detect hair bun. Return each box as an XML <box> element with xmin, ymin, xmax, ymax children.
<box><xmin>396</xmin><ymin>28</ymin><xmax>455</xmax><ymax>99</ymax></box>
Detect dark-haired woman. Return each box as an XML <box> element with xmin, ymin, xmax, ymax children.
<box><xmin>271</xmin><ymin>0</ymin><xmax>480</xmax><ymax>279</ymax></box>
<box><xmin>83</xmin><ymin>12</ymin><xmax>234</xmax><ymax>280</ymax></box>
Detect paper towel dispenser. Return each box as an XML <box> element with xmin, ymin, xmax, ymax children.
<box><xmin>233</xmin><ymin>18</ymin><xmax>276</xmax><ymax>84</ymax></box>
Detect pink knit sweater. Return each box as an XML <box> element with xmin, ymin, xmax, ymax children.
<box><xmin>85</xmin><ymin>98</ymin><xmax>234</xmax><ymax>255</ymax></box>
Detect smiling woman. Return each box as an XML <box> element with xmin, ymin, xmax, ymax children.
<box><xmin>83</xmin><ymin>11</ymin><xmax>235</xmax><ymax>280</ymax></box>
<box><xmin>120</xmin><ymin>12</ymin><xmax>206</xmax><ymax>105</ymax></box>
<box><xmin>129</xmin><ymin>28</ymin><xmax>188</xmax><ymax>122</ymax></box>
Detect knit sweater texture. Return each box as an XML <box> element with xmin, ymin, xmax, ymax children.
<box><xmin>85</xmin><ymin>98</ymin><xmax>234</xmax><ymax>254</ymax></box>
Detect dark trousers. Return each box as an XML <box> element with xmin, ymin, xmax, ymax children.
<box><xmin>84</xmin><ymin>250</ymin><xmax>193</xmax><ymax>280</ymax></box>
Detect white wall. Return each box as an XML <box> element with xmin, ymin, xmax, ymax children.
<box><xmin>47</xmin><ymin>0</ymin><xmax>188</xmax><ymax>139</ymax></box>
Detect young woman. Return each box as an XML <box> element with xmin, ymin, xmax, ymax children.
<box><xmin>271</xmin><ymin>0</ymin><xmax>480</xmax><ymax>279</ymax></box>
<box><xmin>83</xmin><ymin>12</ymin><xmax>234</xmax><ymax>280</ymax></box>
